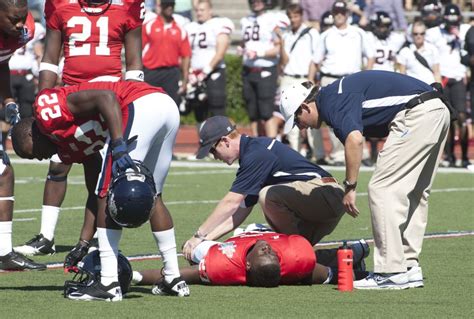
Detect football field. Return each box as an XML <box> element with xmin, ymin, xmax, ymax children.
<box><xmin>1</xmin><ymin>158</ymin><xmax>473</xmax><ymax>318</ymax></box>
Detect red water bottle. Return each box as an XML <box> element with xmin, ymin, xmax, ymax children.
<box><xmin>337</xmin><ymin>241</ymin><xmax>353</xmax><ymax>291</ymax></box>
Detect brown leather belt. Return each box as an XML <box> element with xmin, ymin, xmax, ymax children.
<box><xmin>320</xmin><ymin>177</ymin><xmax>337</xmax><ymax>184</ymax></box>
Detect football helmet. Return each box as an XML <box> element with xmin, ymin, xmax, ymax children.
<box><xmin>421</xmin><ymin>0</ymin><xmax>443</xmax><ymax>28</ymax></box>
<box><xmin>64</xmin><ymin>250</ymin><xmax>132</xmax><ymax>297</ymax></box>
<box><xmin>107</xmin><ymin>160</ymin><xmax>156</xmax><ymax>228</ymax></box>
<box><xmin>320</xmin><ymin>11</ymin><xmax>334</xmax><ymax>32</ymax></box>
<box><xmin>78</xmin><ymin>0</ymin><xmax>112</xmax><ymax>15</ymax></box>
<box><xmin>248</xmin><ymin>0</ymin><xmax>274</xmax><ymax>11</ymax></box>
<box><xmin>443</xmin><ymin>4</ymin><xmax>462</xmax><ymax>28</ymax></box>
<box><xmin>370</xmin><ymin>11</ymin><xmax>392</xmax><ymax>40</ymax></box>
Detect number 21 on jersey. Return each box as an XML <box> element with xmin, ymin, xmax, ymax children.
<box><xmin>68</xmin><ymin>16</ymin><xmax>110</xmax><ymax>56</ymax></box>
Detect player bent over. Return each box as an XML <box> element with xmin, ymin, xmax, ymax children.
<box><xmin>11</xmin><ymin>80</ymin><xmax>189</xmax><ymax>300</ymax></box>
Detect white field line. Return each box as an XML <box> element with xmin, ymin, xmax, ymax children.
<box><xmin>12</xmin><ymin>187</ymin><xmax>474</xmax><ymax>215</ymax></box>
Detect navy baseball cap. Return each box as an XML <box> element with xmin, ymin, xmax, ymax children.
<box><xmin>196</xmin><ymin>116</ymin><xmax>236</xmax><ymax>159</ymax></box>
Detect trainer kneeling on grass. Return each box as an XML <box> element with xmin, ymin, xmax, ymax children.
<box><xmin>182</xmin><ymin>115</ymin><xmax>347</xmax><ymax>260</ymax></box>
<box><xmin>279</xmin><ymin>70</ymin><xmax>452</xmax><ymax>290</ymax></box>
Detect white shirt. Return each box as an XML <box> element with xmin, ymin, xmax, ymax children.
<box><xmin>368</xmin><ymin>31</ymin><xmax>406</xmax><ymax>71</ymax></box>
<box><xmin>313</xmin><ymin>24</ymin><xmax>375</xmax><ymax>75</ymax></box>
<box><xmin>282</xmin><ymin>24</ymin><xmax>319</xmax><ymax>76</ymax></box>
<box><xmin>9</xmin><ymin>22</ymin><xmax>45</xmax><ymax>75</ymax></box>
<box><xmin>397</xmin><ymin>42</ymin><xmax>440</xmax><ymax>84</ymax></box>
<box><xmin>436</xmin><ymin>24</ymin><xmax>469</xmax><ymax>80</ymax></box>
<box><xmin>185</xmin><ymin>17</ymin><xmax>234</xmax><ymax>70</ymax></box>
<box><xmin>240</xmin><ymin>11</ymin><xmax>289</xmax><ymax>68</ymax></box>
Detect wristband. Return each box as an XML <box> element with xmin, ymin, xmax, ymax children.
<box><xmin>125</xmin><ymin>70</ymin><xmax>144</xmax><ymax>81</ymax></box>
<box><xmin>343</xmin><ymin>179</ymin><xmax>357</xmax><ymax>190</ymax></box>
<box><xmin>39</xmin><ymin>62</ymin><xmax>59</xmax><ymax>75</ymax></box>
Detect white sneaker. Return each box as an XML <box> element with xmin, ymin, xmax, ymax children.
<box><xmin>152</xmin><ymin>277</ymin><xmax>190</xmax><ymax>297</ymax></box>
<box><xmin>354</xmin><ymin>272</ymin><xmax>409</xmax><ymax>290</ymax></box>
<box><xmin>407</xmin><ymin>266</ymin><xmax>424</xmax><ymax>288</ymax></box>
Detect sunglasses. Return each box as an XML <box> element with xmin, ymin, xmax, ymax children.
<box><xmin>293</xmin><ymin>106</ymin><xmax>303</xmax><ymax>125</ymax></box>
<box><xmin>209</xmin><ymin>138</ymin><xmax>222</xmax><ymax>155</ymax></box>
<box><xmin>412</xmin><ymin>32</ymin><xmax>425</xmax><ymax>36</ymax></box>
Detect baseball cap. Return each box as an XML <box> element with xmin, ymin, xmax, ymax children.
<box><xmin>196</xmin><ymin>116</ymin><xmax>236</xmax><ymax>159</ymax></box>
<box><xmin>332</xmin><ymin>0</ymin><xmax>348</xmax><ymax>14</ymax></box>
<box><xmin>279</xmin><ymin>82</ymin><xmax>313</xmax><ymax>134</ymax></box>
<box><xmin>161</xmin><ymin>0</ymin><xmax>176</xmax><ymax>6</ymax></box>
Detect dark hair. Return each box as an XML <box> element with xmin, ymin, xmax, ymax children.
<box><xmin>286</xmin><ymin>3</ymin><xmax>302</xmax><ymax>16</ymax></box>
<box><xmin>11</xmin><ymin>118</ymin><xmax>34</xmax><ymax>158</ymax></box>
<box><xmin>0</xmin><ymin>0</ymin><xmax>27</xmax><ymax>10</ymax></box>
<box><xmin>246</xmin><ymin>259</ymin><xmax>281</xmax><ymax>288</ymax></box>
<box><xmin>300</xmin><ymin>81</ymin><xmax>319</xmax><ymax>103</ymax></box>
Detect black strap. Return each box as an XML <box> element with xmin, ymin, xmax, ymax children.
<box><xmin>290</xmin><ymin>27</ymin><xmax>312</xmax><ymax>53</ymax></box>
<box><xmin>413</xmin><ymin>50</ymin><xmax>433</xmax><ymax>72</ymax></box>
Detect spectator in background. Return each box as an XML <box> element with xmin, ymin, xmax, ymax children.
<box><xmin>142</xmin><ymin>0</ymin><xmax>191</xmax><ymax>105</ymax></box>
<box><xmin>463</xmin><ymin>24</ymin><xmax>474</xmax><ymax>170</ymax></box>
<box><xmin>300</xmin><ymin>0</ymin><xmax>334</xmax><ymax>30</ymax></box>
<box><xmin>174</xmin><ymin>0</ymin><xmax>199</xmax><ymax>20</ymax></box>
<box><xmin>364</xmin><ymin>0</ymin><xmax>407</xmax><ymax>31</ymax></box>
<box><xmin>348</xmin><ymin>0</ymin><xmax>368</xmax><ymax>27</ymax></box>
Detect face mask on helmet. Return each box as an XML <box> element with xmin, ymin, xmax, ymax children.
<box><xmin>107</xmin><ymin>160</ymin><xmax>157</xmax><ymax>228</ymax></box>
<box><xmin>248</xmin><ymin>0</ymin><xmax>273</xmax><ymax>12</ymax></box>
<box><xmin>370</xmin><ymin>11</ymin><xmax>392</xmax><ymax>40</ymax></box>
<box><xmin>78</xmin><ymin>0</ymin><xmax>112</xmax><ymax>15</ymax></box>
<box><xmin>64</xmin><ymin>250</ymin><xmax>132</xmax><ymax>297</ymax></box>
<box><xmin>421</xmin><ymin>0</ymin><xmax>443</xmax><ymax>28</ymax></box>
<box><xmin>443</xmin><ymin>4</ymin><xmax>462</xmax><ymax>28</ymax></box>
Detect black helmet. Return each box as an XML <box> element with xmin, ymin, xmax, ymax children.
<box><xmin>107</xmin><ymin>160</ymin><xmax>156</xmax><ymax>228</ymax></box>
<box><xmin>443</xmin><ymin>4</ymin><xmax>462</xmax><ymax>27</ymax></box>
<box><xmin>320</xmin><ymin>11</ymin><xmax>335</xmax><ymax>32</ymax></box>
<box><xmin>64</xmin><ymin>250</ymin><xmax>133</xmax><ymax>296</ymax></box>
<box><xmin>421</xmin><ymin>0</ymin><xmax>443</xmax><ymax>28</ymax></box>
<box><xmin>370</xmin><ymin>11</ymin><xmax>393</xmax><ymax>40</ymax></box>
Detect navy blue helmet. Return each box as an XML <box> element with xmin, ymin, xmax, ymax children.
<box><xmin>421</xmin><ymin>0</ymin><xmax>443</xmax><ymax>28</ymax></box>
<box><xmin>107</xmin><ymin>160</ymin><xmax>156</xmax><ymax>228</ymax></box>
<box><xmin>443</xmin><ymin>4</ymin><xmax>462</xmax><ymax>28</ymax></box>
<box><xmin>320</xmin><ymin>11</ymin><xmax>334</xmax><ymax>32</ymax></box>
<box><xmin>64</xmin><ymin>250</ymin><xmax>132</xmax><ymax>296</ymax></box>
<box><xmin>370</xmin><ymin>11</ymin><xmax>393</xmax><ymax>40</ymax></box>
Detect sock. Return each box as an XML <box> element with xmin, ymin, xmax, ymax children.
<box><xmin>40</xmin><ymin>205</ymin><xmax>60</xmax><ymax>241</ymax></box>
<box><xmin>131</xmin><ymin>271</ymin><xmax>143</xmax><ymax>284</ymax></box>
<box><xmin>98</xmin><ymin>227</ymin><xmax>122</xmax><ymax>286</ymax></box>
<box><xmin>0</xmin><ymin>221</ymin><xmax>12</xmax><ymax>256</ymax></box>
<box><xmin>152</xmin><ymin>228</ymin><xmax>180</xmax><ymax>282</ymax></box>
<box><xmin>322</xmin><ymin>267</ymin><xmax>333</xmax><ymax>285</ymax></box>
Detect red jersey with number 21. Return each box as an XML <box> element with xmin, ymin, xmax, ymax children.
<box><xmin>199</xmin><ymin>232</ymin><xmax>316</xmax><ymax>285</ymax></box>
<box><xmin>34</xmin><ymin>81</ymin><xmax>162</xmax><ymax>164</ymax></box>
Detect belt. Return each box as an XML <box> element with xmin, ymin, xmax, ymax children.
<box><xmin>405</xmin><ymin>91</ymin><xmax>443</xmax><ymax>109</ymax></box>
<box><xmin>284</xmin><ymin>73</ymin><xmax>308</xmax><ymax>79</ymax></box>
<box><xmin>320</xmin><ymin>177</ymin><xmax>337</xmax><ymax>184</ymax></box>
<box><xmin>320</xmin><ymin>72</ymin><xmax>348</xmax><ymax>79</ymax></box>
<box><xmin>243</xmin><ymin>66</ymin><xmax>274</xmax><ymax>73</ymax></box>
<box><xmin>10</xmin><ymin>69</ymin><xmax>31</xmax><ymax>76</ymax></box>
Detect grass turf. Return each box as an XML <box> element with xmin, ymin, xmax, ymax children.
<box><xmin>1</xmin><ymin>160</ymin><xmax>473</xmax><ymax>318</ymax></box>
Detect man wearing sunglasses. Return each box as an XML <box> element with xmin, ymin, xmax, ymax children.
<box><xmin>182</xmin><ymin>116</ymin><xmax>347</xmax><ymax>259</ymax></box>
<box><xmin>279</xmin><ymin>71</ymin><xmax>451</xmax><ymax>290</ymax></box>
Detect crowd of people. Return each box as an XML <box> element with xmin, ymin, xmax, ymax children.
<box><xmin>0</xmin><ymin>0</ymin><xmax>472</xmax><ymax>301</ymax></box>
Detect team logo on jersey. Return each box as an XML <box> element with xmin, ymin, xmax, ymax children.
<box><xmin>218</xmin><ymin>242</ymin><xmax>236</xmax><ymax>258</ymax></box>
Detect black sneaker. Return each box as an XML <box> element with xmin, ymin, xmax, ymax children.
<box><xmin>64</xmin><ymin>241</ymin><xmax>90</xmax><ymax>269</ymax></box>
<box><xmin>67</xmin><ymin>280</ymin><xmax>122</xmax><ymax>301</ymax></box>
<box><xmin>151</xmin><ymin>276</ymin><xmax>190</xmax><ymax>297</ymax></box>
<box><xmin>0</xmin><ymin>251</ymin><xmax>47</xmax><ymax>271</ymax></box>
<box><xmin>13</xmin><ymin>234</ymin><xmax>56</xmax><ymax>256</ymax></box>
<box><xmin>351</xmin><ymin>239</ymin><xmax>370</xmax><ymax>272</ymax></box>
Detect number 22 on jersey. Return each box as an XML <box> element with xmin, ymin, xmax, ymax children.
<box><xmin>68</xmin><ymin>16</ymin><xmax>110</xmax><ymax>56</ymax></box>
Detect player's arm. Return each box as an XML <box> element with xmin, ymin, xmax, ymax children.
<box><xmin>432</xmin><ymin>63</ymin><xmax>441</xmax><ymax>83</ymax></box>
<box><xmin>206</xmin><ymin>33</ymin><xmax>230</xmax><ymax>74</ymax></box>
<box><xmin>137</xmin><ymin>266</ymin><xmax>203</xmax><ymax>285</ymax></box>
<box><xmin>0</xmin><ymin>63</ymin><xmax>14</xmax><ymax>104</ymax></box>
<box><xmin>39</xmin><ymin>28</ymin><xmax>62</xmax><ymax>91</ymax></box>
<box><xmin>343</xmin><ymin>130</ymin><xmax>363</xmax><ymax>218</ymax></box>
<box><xmin>124</xmin><ymin>27</ymin><xmax>144</xmax><ymax>81</ymax></box>
<box><xmin>179</xmin><ymin>56</ymin><xmax>190</xmax><ymax>94</ymax></box>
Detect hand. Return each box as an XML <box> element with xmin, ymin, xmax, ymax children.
<box><xmin>245</xmin><ymin>50</ymin><xmax>257</xmax><ymax>60</ymax></box>
<box><xmin>182</xmin><ymin>236</ymin><xmax>203</xmax><ymax>262</ymax></box>
<box><xmin>111</xmin><ymin>138</ymin><xmax>135</xmax><ymax>176</ymax></box>
<box><xmin>64</xmin><ymin>240</ymin><xmax>90</xmax><ymax>270</ymax></box>
<box><xmin>343</xmin><ymin>189</ymin><xmax>360</xmax><ymax>218</ymax></box>
<box><xmin>5</xmin><ymin>102</ymin><xmax>20</xmax><ymax>125</ymax></box>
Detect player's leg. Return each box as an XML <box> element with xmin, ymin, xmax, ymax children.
<box><xmin>256</xmin><ymin>66</ymin><xmax>278</xmax><ymax>137</ymax></box>
<box><xmin>16</xmin><ymin>74</ymin><xmax>35</xmax><ymax>118</ymax></box>
<box><xmin>206</xmin><ymin>68</ymin><xmax>226</xmax><ymax>117</ymax></box>
<box><xmin>449</xmin><ymin>80</ymin><xmax>469</xmax><ymax>167</ymax></box>
<box><xmin>243</xmin><ymin>69</ymin><xmax>259</xmax><ymax>136</ymax></box>
<box><xmin>14</xmin><ymin>157</ymin><xmax>71</xmax><ymax>256</ymax></box>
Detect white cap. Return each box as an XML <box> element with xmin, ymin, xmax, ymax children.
<box><xmin>279</xmin><ymin>82</ymin><xmax>313</xmax><ymax>134</ymax></box>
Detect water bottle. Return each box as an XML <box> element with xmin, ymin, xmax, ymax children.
<box><xmin>337</xmin><ymin>241</ymin><xmax>353</xmax><ymax>291</ymax></box>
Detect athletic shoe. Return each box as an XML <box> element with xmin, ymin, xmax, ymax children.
<box><xmin>64</xmin><ymin>241</ymin><xmax>90</xmax><ymax>269</ymax></box>
<box><xmin>67</xmin><ymin>280</ymin><xmax>122</xmax><ymax>302</ymax></box>
<box><xmin>151</xmin><ymin>277</ymin><xmax>190</xmax><ymax>297</ymax></box>
<box><xmin>13</xmin><ymin>234</ymin><xmax>56</xmax><ymax>256</ymax></box>
<box><xmin>0</xmin><ymin>251</ymin><xmax>47</xmax><ymax>271</ymax></box>
<box><xmin>351</xmin><ymin>239</ymin><xmax>370</xmax><ymax>272</ymax></box>
<box><xmin>407</xmin><ymin>266</ymin><xmax>424</xmax><ymax>288</ymax></box>
<box><xmin>354</xmin><ymin>272</ymin><xmax>409</xmax><ymax>290</ymax></box>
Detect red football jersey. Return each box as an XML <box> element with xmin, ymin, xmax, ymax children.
<box><xmin>44</xmin><ymin>0</ymin><xmax>144</xmax><ymax>85</ymax></box>
<box><xmin>0</xmin><ymin>12</ymin><xmax>35</xmax><ymax>64</ymax></box>
<box><xmin>199</xmin><ymin>232</ymin><xmax>316</xmax><ymax>285</ymax></box>
<box><xmin>34</xmin><ymin>81</ymin><xmax>163</xmax><ymax>164</ymax></box>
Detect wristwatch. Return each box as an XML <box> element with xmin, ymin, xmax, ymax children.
<box><xmin>343</xmin><ymin>179</ymin><xmax>357</xmax><ymax>190</ymax></box>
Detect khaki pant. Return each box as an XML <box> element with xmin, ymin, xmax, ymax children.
<box><xmin>369</xmin><ymin>98</ymin><xmax>450</xmax><ymax>273</ymax></box>
<box><xmin>258</xmin><ymin>178</ymin><xmax>345</xmax><ymax>245</ymax></box>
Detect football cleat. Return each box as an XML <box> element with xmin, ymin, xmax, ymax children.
<box><xmin>64</xmin><ymin>241</ymin><xmax>90</xmax><ymax>269</ymax></box>
<box><xmin>0</xmin><ymin>251</ymin><xmax>47</xmax><ymax>271</ymax></box>
<box><xmin>151</xmin><ymin>277</ymin><xmax>190</xmax><ymax>297</ymax></box>
<box><xmin>351</xmin><ymin>239</ymin><xmax>370</xmax><ymax>272</ymax></box>
<box><xmin>67</xmin><ymin>280</ymin><xmax>122</xmax><ymax>302</ymax></box>
<box><xmin>354</xmin><ymin>272</ymin><xmax>409</xmax><ymax>290</ymax></box>
<box><xmin>407</xmin><ymin>266</ymin><xmax>424</xmax><ymax>288</ymax></box>
<box><xmin>13</xmin><ymin>234</ymin><xmax>56</xmax><ymax>256</ymax></box>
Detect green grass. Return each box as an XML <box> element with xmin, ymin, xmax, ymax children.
<box><xmin>1</xmin><ymin>160</ymin><xmax>474</xmax><ymax>318</ymax></box>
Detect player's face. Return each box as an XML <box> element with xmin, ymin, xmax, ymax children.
<box><xmin>161</xmin><ymin>3</ymin><xmax>175</xmax><ymax>18</ymax></box>
<box><xmin>288</xmin><ymin>12</ymin><xmax>303</xmax><ymax>31</ymax></box>
<box><xmin>0</xmin><ymin>4</ymin><xmax>28</xmax><ymax>37</ymax></box>
<box><xmin>247</xmin><ymin>240</ymin><xmax>279</xmax><ymax>265</ymax></box>
<box><xmin>196</xmin><ymin>3</ymin><xmax>212</xmax><ymax>23</ymax></box>
<box><xmin>249</xmin><ymin>0</ymin><xmax>265</xmax><ymax>13</ymax></box>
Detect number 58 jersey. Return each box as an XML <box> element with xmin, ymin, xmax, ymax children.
<box><xmin>45</xmin><ymin>0</ymin><xmax>144</xmax><ymax>85</ymax></box>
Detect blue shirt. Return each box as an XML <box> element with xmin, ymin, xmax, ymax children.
<box><xmin>315</xmin><ymin>70</ymin><xmax>434</xmax><ymax>142</ymax></box>
<box><xmin>230</xmin><ymin>136</ymin><xmax>331</xmax><ymax>207</ymax></box>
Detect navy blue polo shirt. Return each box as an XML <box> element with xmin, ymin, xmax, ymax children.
<box><xmin>315</xmin><ymin>70</ymin><xmax>434</xmax><ymax>142</ymax></box>
<box><xmin>230</xmin><ymin>136</ymin><xmax>331</xmax><ymax>207</ymax></box>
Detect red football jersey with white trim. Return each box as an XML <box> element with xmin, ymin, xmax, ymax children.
<box><xmin>44</xmin><ymin>0</ymin><xmax>144</xmax><ymax>85</ymax></box>
<box><xmin>199</xmin><ymin>232</ymin><xmax>316</xmax><ymax>285</ymax></box>
<box><xmin>0</xmin><ymin>12</ymin><xmax>35</xmax><ymax>64</ymax></box>
<box><xmin>34</xmin><ymin>81</ymin><xmax>163</xmax><ymax>164</ymax></box>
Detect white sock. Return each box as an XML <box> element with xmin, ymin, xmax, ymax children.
<box><xmin>131</xmin><ymin>271</ymin><xmax>143</xmax><ymax>284</ymax></box>
<box><xmin>152</xmin><ymin>228</ymin><xmax>180</xmax><ymax>282</ymax></box>
<box><xmin>98</xmin><ymin>227</ymin><xmax>122</xmax><ymax>286</ymax></box>
<box><xmin>0</xmin><ymin>221</ymin><xmax>12</xmax><ymax>256</ymax></box>
<box><xmin>322</xmin><ymin>267</ymin><xmax>333</xmax><ymax>285</ymax></box>
<box><xmin>40</xmin><ymin>205</ymin><xmax>60</xmax><ymax>240</ymax></box>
